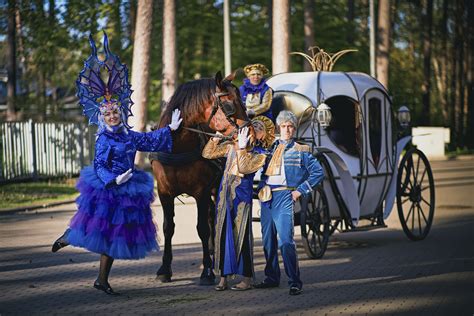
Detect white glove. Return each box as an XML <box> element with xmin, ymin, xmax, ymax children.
<box><xmin>238</xmin><ymin>127</ymin><xmax>250</xmax><ymax>149</ymax></box>
<box><xmin>116</xmin><ymin>168</ymin><xmax>133</xmax><ymax>185</ymax></box>
<box><xmin>169</xmin><ymin>109</ymin><xmax>183</xmax><ymax>131</ymax></box>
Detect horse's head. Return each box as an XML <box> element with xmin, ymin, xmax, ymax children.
<box><xmin>207</xmin><ymin>71</ymin><xmax>252</xmax><ymax>137</ymax></box>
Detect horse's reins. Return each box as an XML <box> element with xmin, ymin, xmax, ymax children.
<box><xmin>206</xmin><ymin>92</ymin><xmax>251</xmax><ymax>132</ymax></box>
<box><xmin>182</xmin><ymin>126</ymin><xmax>234</xmax><ymax>141</ymax></box>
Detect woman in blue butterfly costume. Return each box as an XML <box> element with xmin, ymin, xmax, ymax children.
<box><xmin>51</xmin><ymin>34</ymin><xmax>182</xmax><ymax>295</ymax></box>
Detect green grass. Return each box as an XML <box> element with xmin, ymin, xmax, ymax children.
<box><xmin>0</xmin><ymin>178</ymin><xmax>78</xmax><ymax>211</ymax></box>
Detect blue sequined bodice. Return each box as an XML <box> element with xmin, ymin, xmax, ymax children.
<box><xmin>93</xmin><ymin>126</ymin><xmax>172</xmax><ymax>187</ymax></box>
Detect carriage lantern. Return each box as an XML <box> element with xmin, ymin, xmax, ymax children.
<box><xmin>316</xmin><ymin>102</ymin><xmax>332</xmax><ymax>128</ymax></box>
<box><xmin>397</xmin><ymin>106</ymin><xmax>411</xmax><ymax>128</ymax></box>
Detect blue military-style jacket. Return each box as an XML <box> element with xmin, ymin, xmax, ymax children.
<box><xmin>259</xmin><ymin>139</ymin><xmax>324</xmax><ymax>197</ymax></box>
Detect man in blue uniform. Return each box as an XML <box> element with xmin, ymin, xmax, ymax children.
<box><xmin>255</xmin><ymin>110</ymin><xmax>324</xmax><ymax>295</ymax></box>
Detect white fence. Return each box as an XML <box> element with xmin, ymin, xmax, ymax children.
<box><xmin>0</xmin><ymin>120</ymin><xmax>95</xmax><ymax>182</ymax></box>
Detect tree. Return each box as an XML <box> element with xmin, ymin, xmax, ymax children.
<box><xmin>272</xmin><ymin>0</ymin><xmax>290</xmax><ymax>74</ymax></box>
<box><xmin>376</xmin><ymin>0</ymin><xmax>391</xmax><ymax>89</ymax></box>
<box><xmin>467</xmin><ymin>0</ymin><xmax>474</xmax><ymax>149</ymax></box>
<box><xmin>303</xmin><ymin>0</ymin><xmax>315</xmax><ymax>72</ymax></box>
<box><xmin>347</xmin><ymin>0</ymin><xmax>355</xmax><ymax>45</ymax></box>
<box><xmin>162</xmin><ymin>0</ymin><xmax>177</xmax><ymax>104</ymax></box>
<box><xmin>421</xmin><ymin>0</ymin><xmax>433</xmax><ymax>125</ymax></box>
<box><xmin>128</xmin><ymin>0</ymin><xmax>154</xmax><ymax>166</ymax></box>
<box><xmin>6</xmin><ymin>0</ymin><xmax>17</xmax><ymax>121</ymax></box>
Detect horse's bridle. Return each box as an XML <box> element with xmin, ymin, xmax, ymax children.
<box><xmin>206</xmin><ymin>92</ymin><xmax>251</xmax><ymax>134</ymax></box>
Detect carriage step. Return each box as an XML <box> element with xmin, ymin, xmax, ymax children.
<box><xmin>341</xmin><ymin>224</ymin><xmax>387</xmax><ymax>232</ymax></box>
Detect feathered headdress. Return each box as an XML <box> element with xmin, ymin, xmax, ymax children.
<box><xmin>76</xmin><ymin>32</ymin><xmax>133</xmax><ymax>127</ymax></box>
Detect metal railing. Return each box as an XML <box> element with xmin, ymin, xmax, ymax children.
<box><xmin>0</xmin><ymin>120</ymin><xmax>95</xmax><ymax>183</ymax></box>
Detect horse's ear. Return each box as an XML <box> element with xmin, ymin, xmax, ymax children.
<box><xmin>215</xmin><ymin>71</ymin><xmax>223</xmax><ymax>89</ymax></box>
<box><xmin>224</xmin><ymin>70</ymin><xmax>237</xmax><ymax>82</ymax></box>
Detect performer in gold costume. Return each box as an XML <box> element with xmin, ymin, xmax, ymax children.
<box><xmin>239</xmin><ymin>64</ymin><xmax>274</xmax><ymax>121</ymax></box>
<box><xmin>202</xmin><ymin>116</ymin><xmax>275</xmax><ymax>291</ymax></box>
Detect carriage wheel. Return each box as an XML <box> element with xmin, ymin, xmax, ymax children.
<box><xmin>300</xmin><ymin>186</ymin><xmax>330</xmax><ymax>259</ymax></box>
<box><xmin>397</xmin><ymin>148</ymin><xmax>435</xmax><ymax>241</ymax></box>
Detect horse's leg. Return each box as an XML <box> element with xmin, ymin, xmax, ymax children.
<box><xmin>156</xmin><ymin>194</ymin><xmax>175</xmax><ymax>283</ymax></box>
<box><xmin>196</xmin><ymin>195</ymin><xmax>216</xmax><ymax>285</ymax></box>
<box><xmin>208</xmin><ymin>196</ymin><xmax>216</xmax><ymax>257</ymax></box>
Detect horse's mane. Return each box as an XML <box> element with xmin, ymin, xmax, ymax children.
<box><xmin>159</xmin><ymin>78</ymin><xmax>216</xmax><ymax>128</ymax></box>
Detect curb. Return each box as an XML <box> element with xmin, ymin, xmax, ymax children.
<box><xmin>0</xmin><ymin>199</ymin><xmax>77</xmax><ymax>216</ymax></box>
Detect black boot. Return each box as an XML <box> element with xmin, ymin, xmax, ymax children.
<box><xmin>51</xmin><ymin>228</ymin><xmax>71</xmax><ymax>253</ymax></box>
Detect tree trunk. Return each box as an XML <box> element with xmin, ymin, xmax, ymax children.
<box><xmin>420</xmin><ymin>0</ymin><xmax>433</xmax><ymax>125</ymax></box>
<box><xmin>360</xmin><ymin>0</ymin><xmax>368</xmax><ymax>33</ymax></box>
<box><xmin>466</xmin><ymin>0</ymin><xmax>474</xmax><ymax>149</ymax></box>
<box><xmin>15</xmin><ymin>1</ymin><xmax>25</xmax><ymax>73</ymax></box>
<box><xmin>162</xmin><ymin>0</ymin><xmax>177</xmax><ymax>105</ymax></box>
<box><xmin>303</xmin><ymin>0</ymin><xmax>314</xmax><ymax>72</ymax></box>
<box><xmin>441</xmin><ymin>0</ymin><xmax>448</xmax><ymax>122</ymax></box>
<box><xmin>272</xmin><ymin>0</ymin><xmax>290</xmax><ymax>74</ymax></box>
<box><xmin>6</xmin><ymin>0</ymin><xmax>17</xmax><ymax>121</ymax></box>
<box><xmin>129</xmin><ymin>0</ymin><xmax>153</xmax><ymax>167</ymax></box>
<box><xmin>129</xmin><ymin>0</ymin><xmax>137</xmax><ymax>44</ymax></box>
<box><xmin>454</xmin><ymin>0</ymin><xmax>464</xmax><ymax>147</ymax></box>
<box><xmin>111</xmin><ymin>0</ymin><xmax>123</xmax><ymax>53</ymax></box>
<box><xmin>267</xmin><ymin>0</ymin><xmax>273</xmax><ymax>52</ymax></box>
<box><xmin>376</xmin><ymin>0</ymin><xmax>390</xmax><ymax>89</ymax></box>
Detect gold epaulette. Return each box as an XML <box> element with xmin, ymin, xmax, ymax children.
<box><xmin>294</xmin><ymin>143</ymin><xmax>311</xmax><ymax>153</ymax></box>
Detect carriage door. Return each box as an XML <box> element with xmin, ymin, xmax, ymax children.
<box><xmin>359</xmin><ymin>90</ymin><xmax>393</xmax><ymax>217</ymax></box>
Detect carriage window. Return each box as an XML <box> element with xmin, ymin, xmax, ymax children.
<box><xmin>326</xmin><ymin>96</ymin><xmax>361</xmax><ymax>157</ymax></box>
<box><xmin>369</xmin><ymin>98</ymin><xmax>382</xmax><ymax>166</ymax></box>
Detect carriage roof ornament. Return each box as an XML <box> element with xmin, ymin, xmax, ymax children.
<box><xmin>290</xmin><ymin>46</ymin><xmax>357</xmax><ymax>72</ymax></box>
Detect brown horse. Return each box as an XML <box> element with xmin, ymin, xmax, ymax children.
<box><xmin>151</xmin><ymin>71</ymin><xmax>250</xmax><ymax>285</ymax></box>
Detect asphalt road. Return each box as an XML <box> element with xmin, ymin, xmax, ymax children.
<box><xmin>0</xmin><ymin>158</ymin><xmax>473</xmax><ymax>315</ymax></box>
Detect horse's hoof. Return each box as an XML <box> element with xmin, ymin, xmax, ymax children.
<box><xmin>156</xmin><ymin>274</ymin><xmax>172</xmax><ymax>283</ymax></box>
<box><xmin>199</xmin><ymin>268</ymin><xmax>216</xmax><ymax>286</ymax></box>
<box><xmin>156</xmin><ymin>266</ymin><xmax>172</xmax><ymax>283</ymax></box>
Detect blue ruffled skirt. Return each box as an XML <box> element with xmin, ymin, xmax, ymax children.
<box><xmin>67</xmin><ymin>166</ymin><xmax>159</xmax><ymax>260</ymax></box>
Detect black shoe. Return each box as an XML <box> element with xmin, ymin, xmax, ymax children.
<box><xmin>93</xmin><ymin>279</ymin><xmax>120</xmax><ymax>296</ymax></box>
<box><xmin>289</xmin><ymin>286</ymin><xmax>302</xmax><ymax>295</ymax></box>
<box><xmin>51</xmin><ymin>229</ymin><xmax>71</xmax><ymax>253</ymax></box>
<box><xmin>253</xmin><ymin>281</ymin><xmax>279</xmax><ymax>289</ymax></box>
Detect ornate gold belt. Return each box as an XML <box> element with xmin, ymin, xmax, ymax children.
<box><xmin>271</xmin><ymin>186</ymin><xmax>296</xmax><ymax>192</ymax></box>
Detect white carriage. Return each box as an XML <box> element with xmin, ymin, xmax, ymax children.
<box><xmin>264</xmin><ymin>71</ymin><xmax>435</xmax><ymax>259</ymax></box>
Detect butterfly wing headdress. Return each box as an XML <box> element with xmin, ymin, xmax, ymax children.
<box><xmin>76</xmin><ymin>32</ymin><xmax>133</xmax><ymax>127</ymax></box>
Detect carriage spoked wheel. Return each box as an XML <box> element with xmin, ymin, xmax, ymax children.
<box><xmin>396</xmin><ymin>148</ymin><xmax>435</xmax><ymax>241</ymax></box>
<box><xmin>300</xmin><ymin>185</ymin><xmax>330</xmax><ymax>259</ymax></box>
